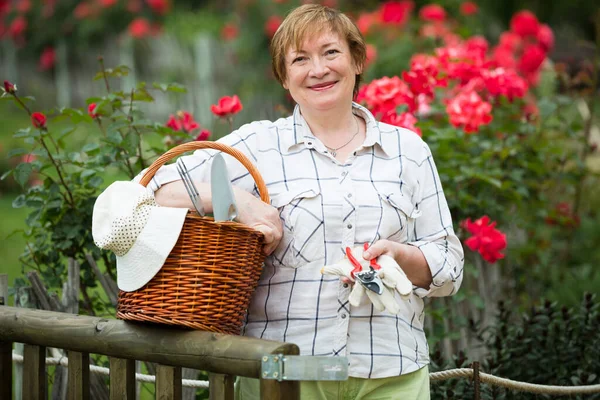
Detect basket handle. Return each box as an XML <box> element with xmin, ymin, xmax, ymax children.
<box><xmin>139</xmin><ymin>141</ymin><xmax>270</xmax><ymax>204</ymax></box>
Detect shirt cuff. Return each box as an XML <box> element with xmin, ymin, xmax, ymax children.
<box><xmin>409</xmin><ymin>241</ymin><xmax>457</xmax><ymax>298</ymax></box>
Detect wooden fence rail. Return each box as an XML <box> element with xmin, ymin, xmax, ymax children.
<box><xmin>0</xmin><ymin>306</ymin><xmax>300</xmax><ymax>399</ymax></box>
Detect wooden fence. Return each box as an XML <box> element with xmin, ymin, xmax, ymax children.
<box><xmin>0</xmin><ymin>305</ymin><xmax>301</xmax><ymax>400</ymax></box>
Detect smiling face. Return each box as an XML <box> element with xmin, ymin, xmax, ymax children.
<box><xmin>283</xmin><ymin>30</ymin><xmax>361</xmax><ymax>114</ymax></box>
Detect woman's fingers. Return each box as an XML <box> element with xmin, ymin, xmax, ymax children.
<box><xmin>234</xmin><ymin>187</ymin><xmax>283</xmax><ymax>256</ymax></box>
<box><xmin>363</xmin><ymin>240</ymin><xmax>393</xmax><ymax>260</ymax></box>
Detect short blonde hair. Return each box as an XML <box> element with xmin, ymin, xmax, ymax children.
<box><xmin>270</xmin><ymin>4</ymin><xmax>367</xmax><ymax>98</ymax></box>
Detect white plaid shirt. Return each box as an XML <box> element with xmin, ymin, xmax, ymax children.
<box><xmin>148</xmin><ymin>103</ymin><xmax>464</xmax><ymax>379</ymax></box>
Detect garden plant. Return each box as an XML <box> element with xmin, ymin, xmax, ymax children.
<box><xmin>1</xmin><ymin>0</ymin><xmax>599</xmax><ymax>398</ymax></box>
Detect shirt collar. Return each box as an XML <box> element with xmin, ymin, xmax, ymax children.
<box><xmin>288</xmin><ymin>102</ymin><xmax>388</xmax><ymax>155</ymax></box>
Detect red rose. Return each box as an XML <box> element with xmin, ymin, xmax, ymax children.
<box><xmin>146</xmin><ymin>0</ymin><xmax>169</xmax><ymax>15</ymax></box>
<box><xmin>356</xmin><ymin>76</ymin><xmax>415</xmax><ymax>116</ymax></box>
<box><xmin>463</xmin><ymin>216</ymin><xmax>507</xmax><ymax>263</ymax></box>
<box><xmin>459</xmin><ymin>2</ymin><xmax>478</xmax><ymax>16</ymax></box>
<box><xmin>419</xmin><ymin>4</ymin><xmax>446</xmax><ymax>23</ymax></box>
<box><xmin>264</xmin><ymin>15</ymin><xmax>282</xmax><ymax>38</ymax></box>
<box><xmin>380</xmin><ymin>0</ymin><xmax>414</xmax><ymax>25</ymax></box>
<box><xmin>165</xmin><ymin>111</ymin><xmax>201</xmax><ymax>133</ymax></box>
<box><xmin>3</xmin><ymin>80</ymin><xmax>16</xmax><ymax>94</ymax></box>
<box><xmin>510</xmin><ymin>10</ymin><xmax>539</xmax><ymax>38</ymax></box>
<box><xmin>88</xmin><ymin>103</ymin><xmax>99</xmax><ymax>118</ymax></box>
<box><xmin>518</xmin><ymin>44</ymin><xmax>546</xmax><ymax>74</ymax></box>
<box><xmin>179</xmin><ymin>111</ymin><xmax>199</xmax><ymax>132</ymax></box>
<box><xmin>356</xmin><ymin>12</ymin><xmax>380</xmax><ymax>36</ymax></box>
<box><xmin>221</xmin><ymin>23</ymin><xmax>239</xmax><ymax>41</ymax></box>
<box><xmin>446</xmin><ymin>90</ymin><xmax>493</xmax><ymax>133</ymax></box>
<box><xmin>482</xmin><ymin>68</ymin><xmax>528</xmax><ymax>101</ymax></box>
<box><xmin>31</xmin><ymin>112</ymin><xmax>47</xmax><ymax>129</ymax></box>
<box><xmin>536</xmin><ymin>24</ymin><xmax>554</xmax><ymax>52</ymax></box>
<box><xmin>16</xmin><ymin>0</ymin><xmax>31</xmax><ymax>13</ymax></box>
<box><xmin>126</xmin><ymin>0</ymin><xmax>143</xmax><ymax>13</ymax></box>
<box><xmin>128</xmin><ymin>18</ymin><xmax>151</xmax><ymax>39</ymax></box>
<box><xmin>211</xmin><ymin>95</ymin><xmax>243</xmax><ymax>117</ymax></box>
<box><xmin>8</xmin><ymin>15</ymin><xmax>27</xmax><ymax>39</ymax></box>
<box><xmin>195</xmin><ymin>129</ymin><xmax>211</xmax><ymax>141</ymax></box>
<box><xmin>73</xmin><ymin>3</ymin><xmax>91</xmax><ymax>19</ymax></box>
<box><xmin>39</xmin><ymin>47</ymin><xmax>55</xmax><ymax>71</ymax></box>
<box><xmin>382</xmin><ymin>111</ymin><xmax>421</xmax><ymax>136</ymax></box>
<box><xmin>165</xmin><ymin>114</ymin><xmax>182</xmax><ymax>131</ymax></box>
<box><xmin>99</xmin><ymin>0</ymin><xmax>117</xmax><ymax>8</ymax></box>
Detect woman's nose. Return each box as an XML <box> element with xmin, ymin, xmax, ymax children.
<box><xmin>309</xmin><ymin>58</ymin><xmax>330</xmax><ymax>77</ymax></box>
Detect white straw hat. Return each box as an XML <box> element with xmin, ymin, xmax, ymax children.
<box><xmin>92</xmin><ymin>181</ymin><xmax>188</xmax><ymax>292</ymax></box>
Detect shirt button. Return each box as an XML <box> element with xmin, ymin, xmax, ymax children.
<box><xmin>307</xmin><ymin>141</ymin><xmax>313</xmax><ymax>146</ymax></box>
<box><xmin>341</xmin><ymin>171</ymin><xmax>347</xmax><ymax>176</ymax></box>
<box><xmin>347</xmin><ymin>193</ymin><xmax>352</xmax><ymax>198</ymax></box>
<box><xmin>347</xmin><ymin>224</ymin><xmax>353</xmax><ymax>229</ymax></box>
<box><xmin>341</xmin><ymin>314</ymin><xmax>347</xmax><ymax>319</ymax></box>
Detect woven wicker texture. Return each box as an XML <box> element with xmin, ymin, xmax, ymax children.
<box><xmin>117</xmin><ymin>142</ymin><xmax>269</xmax><ymax>335</ymax></box>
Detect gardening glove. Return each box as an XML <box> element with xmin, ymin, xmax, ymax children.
<box><xmin>363</xmin><ymin>283</ymin><xmax>402</xmax><ymax>314</ymax></box>
<box><xmin>320</xmin><ymin>262</ymin><xmax>368</xmax><ymax>307</ymax></box>
<box><xmin>375</xmin><ymin>254</ymin><xmax>413</xmax><ymax>300</ymax></box>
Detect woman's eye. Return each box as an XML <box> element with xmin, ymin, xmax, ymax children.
<box><xmin>326</xmin><ymin>49</ymin><xmax>339</xmax><ymax>55</ymax></box>
<box><xmin>292</xmin><ymin>56</ymin><xmax>306</xmax><ymax>63</ymax></box>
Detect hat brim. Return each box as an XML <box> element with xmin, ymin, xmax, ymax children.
<box><xmin>116</xmin><ymin>206</ymin><xmax>187</xmax><ymax>292</ymax></box>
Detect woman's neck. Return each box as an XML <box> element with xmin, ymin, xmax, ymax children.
<box><xmin>300</xmin><ymin>103</ymin><xmax>359</xmax><ymax>146</ymax></box>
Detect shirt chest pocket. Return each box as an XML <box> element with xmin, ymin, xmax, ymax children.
<box><xmin>270</xmin><ymin>187</ymin><xmax>325</xmax><ymax>268</ymax></box>
<box><xmin>358</xmin><ymin>189</ymin><xmax>421</xmax><ymax>244</ymax></box>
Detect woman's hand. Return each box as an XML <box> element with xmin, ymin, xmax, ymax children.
<box><xmin>155</xmin><ymin>180</ymin><xmax>283</xmax><ymax>256</ymax></box>
<box><xmin>363</xmin><ymin>240</ymin><xmax>433</xmax><ymax>289</ymax></box>
<box><xmin>233</xmin><ymin>187</ymin><xmax>283</xmax><ymax>255</ymax></box>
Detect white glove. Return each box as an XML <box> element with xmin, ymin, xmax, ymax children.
<box><xmin>375</xmin><ymin>254</ymin><xmax>413</xmax><ymax>299</ymax></box>
<box><xmin>320</xmin><ymin>246</ymin><xmax>414</xmax><ymax>315</ymax></box>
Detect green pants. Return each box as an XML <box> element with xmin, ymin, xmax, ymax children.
<box><xmin>235</xmin><ymin>366</ymin><xmax>430</xmax><ymax>400</ymax></box>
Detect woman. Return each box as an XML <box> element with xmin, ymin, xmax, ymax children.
<box><xmin>150</xmin><ymin>4</ymin><xmax>463</xmax><ymax>399</ymax></box>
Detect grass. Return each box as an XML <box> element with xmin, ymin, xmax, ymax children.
<box><xmin>0</xmin><ymin>195</ymin><xmax>29</xmax><ymax>304</ymax></box>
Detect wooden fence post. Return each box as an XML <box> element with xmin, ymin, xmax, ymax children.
<box><xmin>0</xmin><ymin>340</ymin><xmax>12</xmax><ymax>400</ymax></box>
<box><xmin>0</xmin><ymin>275</ymin><xmax>11</xmax><ymax>400</ymax></box>
<box><xmin>23</xmin><ymin>344</ymin><xmax>46</xmax><ymax>400</ymax></box>
<box><xmin>0</xmin><ymin>274</ymin><xmax>8</xmax><ymax>306</ymax></box>
<box><xmin>156</xmin><ymin>364</ymin><xmax>182</xmax><ymax>400</ymax></box>
<box><xmin>208</xmin><ymin>373</ymin><xmax>235</xmax><ymax>400</ymax></box>
<box><xmin>14</xmin><ymin>286</ymin><xmax>37</xmax><ymax>400</ymax></box>
<box><xmin>55</xmin><ymin>39</ymin><xmax>71</xmax><ymax>107</ymax></box>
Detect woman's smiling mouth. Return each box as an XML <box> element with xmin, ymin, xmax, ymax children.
<box><xmin>309</xmin><ymin>81</ymin><xmax>338</xmax><ymax>91</ymax></box>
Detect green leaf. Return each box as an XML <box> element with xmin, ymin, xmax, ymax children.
<box><xmin>132</xmin><ymin>88</ymin><xmax>154</xmax><ymax>102</ymax></box>
<box><xmin>8</xmin><ymin>148</ymin><xmax>28</xmax><ymax>158</ymax></box>
<box><xmin>82</xmin><ymin>143</ymin><xmax>100</xmax><ymax>153</ymax></box>
<box><xmin>81</xmin><ymin>169</ymin><xmax>96</xmax><ymax>178</ymax></box>
<box><xmin>538</xmin><ymin>98</ymin><xmax>557</xmax><ymax>119</ymax></box>
<box><xmin>89</xmin><ymin>176</ymin><xmax>104</xmax><ymax>188</ymax></box>
<box><xmin>14</xmin><ymin>163</ymin><xmax>34</xmax><ymax>187</ymax></box>
<box><xmin>152</xmin><ymin>82</ymin><xmax>187</xmax><ymax>93</ymax></box>
<box><xmin>56</xmin><ymin>126</ymin><xmax>77</xmax><ymax>140</ymax></box>
<box><xmin>12</xmin><ymin>194</ymin><xmax>26</xmax><ymax>208</ymax></box>
<box><xmin>13</xmin><ymin>127</ymin><xmax>32</xmax><ymax>138</ymax></box>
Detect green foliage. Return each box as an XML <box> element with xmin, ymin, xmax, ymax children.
<box><xmin>430</xmin><ymin>293</ymin><xmax>600</xmax><ymax>399</ymax></box>
<box><xmin>2</xmin><ymin>62</ymin><xmax>189</xmax><ymax>310</ymax></box>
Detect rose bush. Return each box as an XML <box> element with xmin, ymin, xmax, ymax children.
<box><xmin>2</xmin><ymin>0</ymin><xmax>598</xmax><ymax>372</ymax></box>
<box><xmin>0</xmin><ymin>0</ymin><xmax>169</xmax><ymax>70</ymax></box>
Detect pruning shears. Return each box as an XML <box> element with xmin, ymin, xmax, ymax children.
<box><xmin>346</xmin><ymin>243</ymin><xmax>384</xmax><ymax>295</ymax></box>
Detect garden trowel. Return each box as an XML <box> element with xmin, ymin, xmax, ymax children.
<box><xmin>210</xmin><ymin>153</ymin><xmax>238</xmax><ymax>222</ymax></box>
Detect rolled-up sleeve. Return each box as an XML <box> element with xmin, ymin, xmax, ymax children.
<box><xmin>410</xmin><ymin>142</ymin><xmax>464</xmax><ymax>298</ymax></box>
<box><xmin>133</xmin><ymin>122</ymin><xmax>262</xmax><ymax>194</ymax></box>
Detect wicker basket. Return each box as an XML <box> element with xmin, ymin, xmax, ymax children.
<box><xmin>116</xmin><ymin>142</ymin><xmax>269</xmax><ymax>335</ymax></box>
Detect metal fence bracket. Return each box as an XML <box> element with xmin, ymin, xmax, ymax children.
<box><xmin>261</xmin><ymin>354</ymin><xmax>348</xmax><ymax>382</ymax></box>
